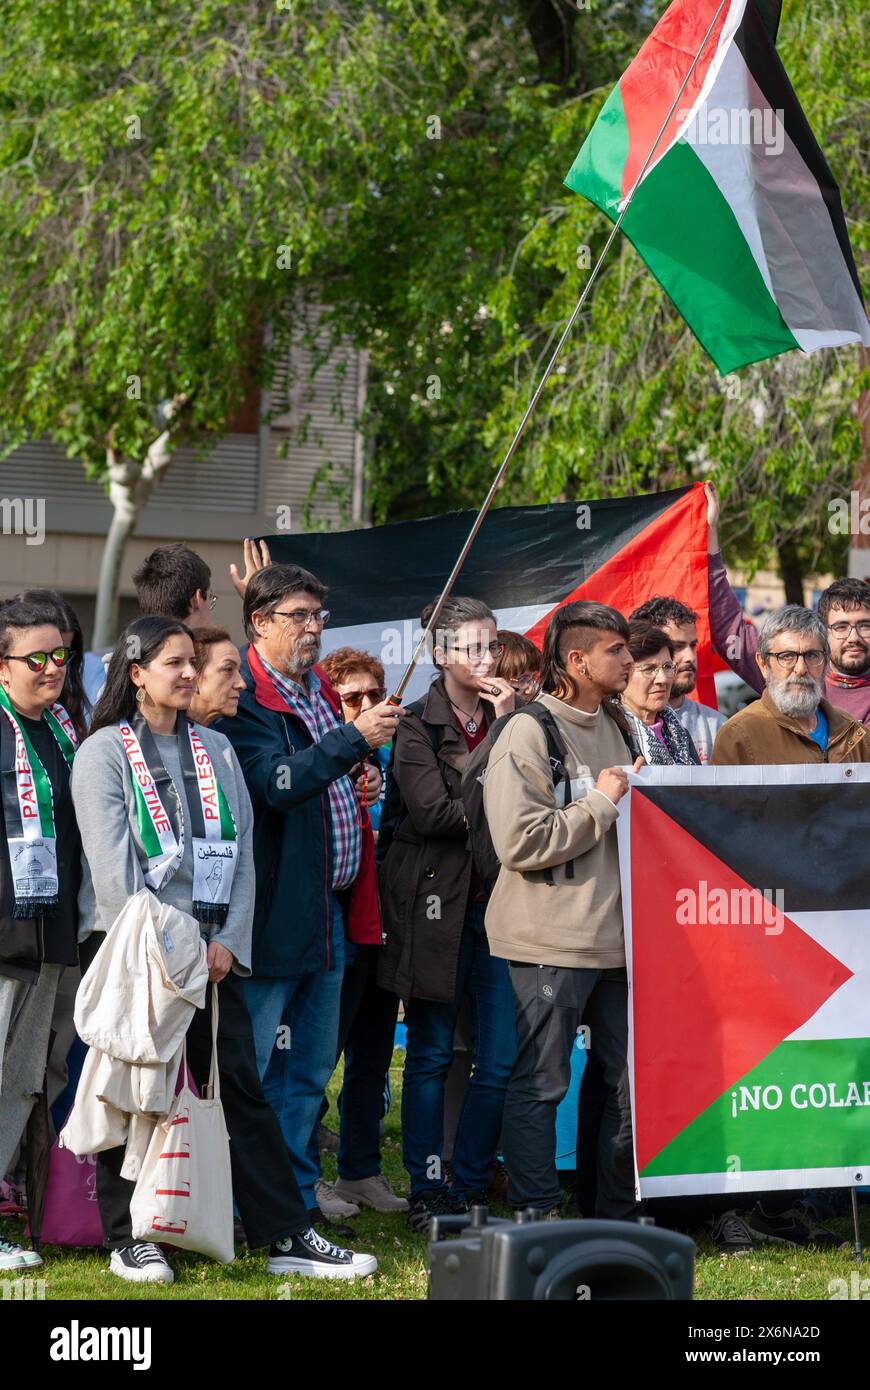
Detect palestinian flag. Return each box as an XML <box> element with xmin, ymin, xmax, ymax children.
<box><xmin>565</xmin><ymin>0</ymin><xmax>870</xmax><ymax>374</ymax></box>
<box><xmin>264</xmin><ymin>482</ymin><xmax>717</xmax><ymax>706</ymax></box>
<box><xmin>618</xmin><ymin>765</ymin><xmax>870</xmax><ymax>1196</ymax></box>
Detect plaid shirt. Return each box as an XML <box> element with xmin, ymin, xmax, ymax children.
<box><xmin>262</xmin><ymin>658</ymin><xmax>361</xmax><ymax>891</ymax></box>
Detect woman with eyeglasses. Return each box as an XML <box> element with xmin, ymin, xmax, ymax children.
<box><xmin>1</xmin><ymin>592</ymin><xmax>91</xmax><ymax>1218</ymax></box>
<box><xmin>377</xmin><ymin>596</ymin><xmax>518</xmax><ymax>1233</ymax></box>
<box><xmin>495</xmin><ymin>629</ymin><xmax>541</xmax><ymax>701</ymax></box>
<box><xmin>618</xmin><ymin>620</ymin><xmax>700</xmax><ymax>765</ymax></box>
<box><xmin>0</xmin><ymin>600</ymin><xmax>81</xmax><ymax>1272</ymax></box>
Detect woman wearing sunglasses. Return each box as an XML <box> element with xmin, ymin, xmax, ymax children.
<box><xmin>0</xmin><ymin>600</ymin><xmax>81</xmax><ymax>1272</ymax></box>
<box><xmin>313</xmin><ymin>646</ymin><xmax>408</xmax><ymax>1216</ymax></box>
<box><xmin>12</xmin><ymin>589</ymin><xmax>91</xmax><ymax>742</ymax></box>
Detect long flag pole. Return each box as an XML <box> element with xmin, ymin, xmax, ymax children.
<box><xmin>390</xmin><ymin>0</ymin><xmax>729</xmax><ymax>703</ymax></box>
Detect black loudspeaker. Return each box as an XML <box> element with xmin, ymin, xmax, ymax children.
<box><xmin>428</xmin><ymin>1207</ymin><xmax>695</xmax><ymax>1301</ymax></box>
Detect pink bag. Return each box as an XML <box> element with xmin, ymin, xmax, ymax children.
<box><xmin>28</xmin><ymin>1142</ymin><xmax>103</xmax><ymax>1247</ymax></box>
<box><xmin>29</xmin><ymin>1059</ymin><xmax>198</xmax><ymax>1248</ymax></box>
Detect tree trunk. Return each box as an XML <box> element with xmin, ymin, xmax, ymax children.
<box><xmin>777</xmin><ymin>539</ymin><xmax>805</xmax><ymax>607</ymax></box>
<box><xmin>516</xmin><ymin>0</ymin><xmax>577</xmax><ymax>88</ymax></box>
<box><xmin>91</xmin><ymin>398</ymin><xmax>189</xmax><ymax>649</ymax></box>
<box><xmin>92</xmin><ymin>499</ymin><xmax>139</xmax><ymax>650</ymax></box>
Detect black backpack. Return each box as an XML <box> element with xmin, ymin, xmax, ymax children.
<box><xmin>460</xmin><ymin>699</ymin><xmax>639</xmax><ymax>894</ymax></box>
<box><xmin>374</xmin><ymin>697</ymin><xmax>443</xmax><ymax>869</ymax></box>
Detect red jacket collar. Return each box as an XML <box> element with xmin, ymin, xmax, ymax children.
<box><xmin>247</xmin><ymin>645</ymin><xmax>342</xmax><ymax>718</ymax></box>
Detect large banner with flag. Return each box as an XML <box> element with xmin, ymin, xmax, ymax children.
<box><xmin>264</xmin><ymin>482</ymin><xmax>716</xmax><ymax>704</ymax></box>
<box><xmin>617</xmin><ymin>764</ymin><xmax>870</xmax><ymax>1197</ymax></box>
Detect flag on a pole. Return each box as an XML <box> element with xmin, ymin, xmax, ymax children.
<box><xmin>618</xmin><ymin>765</ymin><xmax>870</xmax><ymax>1197</ymax></box>
<box><xmin>264</xmin><ymin>483</ymin><xmax>716</xmax><ymax>704</ymax></box>
<box><xmin>565</xmin><ymin>0</ymin><xmax>870</xmax><ymax>374</ymax></box>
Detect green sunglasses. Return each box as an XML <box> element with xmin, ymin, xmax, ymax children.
<box><xmin>6</xmin><ymin>646</ymin><xmax>73</xmax><ymax>673</ymax></box>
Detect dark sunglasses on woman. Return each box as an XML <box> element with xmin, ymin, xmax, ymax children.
<box><xmin>341</xmin><ymin>687</ymin><xmax>387</xmax><ymax>710</ymax></box>
<box><xmin>5</xmin><ymin>646</ymin><xmax>73</xmax><ymax>673</ymax></box>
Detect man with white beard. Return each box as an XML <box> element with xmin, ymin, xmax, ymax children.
<box><xmin>711</xmin><ymin>605</ymin><xmax>870</xmax><ymax>766</ymax></box>
<box><xmin>702</xmin><ymin>604</ymin><xmax>869</xmax><ymax>1255</ymax></box>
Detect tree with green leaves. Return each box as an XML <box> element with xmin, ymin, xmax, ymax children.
<box><xmin>0</xmin><ymin>0</ymin><xmax>865</xmax><ymax>642</ymax></box>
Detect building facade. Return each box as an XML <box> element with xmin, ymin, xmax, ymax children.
<box><xmin>0</xmin><ymin>329</ymin><xmax>368</xmax><ymax>647</ymax></box>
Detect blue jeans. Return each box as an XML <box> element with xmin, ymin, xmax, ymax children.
<box><xmin>243</xmin><ymin>901</ymin><xmax>345</xmax><ymax>1211</ymax></box>
<box><xmin>401</xmin><ymin>902</ymin><xmax>517</xmax><ymax>1200</ymax></box>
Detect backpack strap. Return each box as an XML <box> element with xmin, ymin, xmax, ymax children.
<box><xmin>512</xmin><ymin>702</ymin><xmax>575</xmax><ymax>883</ymax></box>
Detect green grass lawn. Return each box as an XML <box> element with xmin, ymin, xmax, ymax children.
<box><xmin>2</xmin><ymin>1049</ymin><xmax>867</xmax><ymax>1302</ymax></box>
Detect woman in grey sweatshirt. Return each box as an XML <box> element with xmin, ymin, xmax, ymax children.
<box><xmin>71</xmin><ymin>615</ymin><xmax>376</xmax><ymax>1286</ymax></box>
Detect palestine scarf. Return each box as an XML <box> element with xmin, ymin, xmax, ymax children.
<box><xmin>118</xmin><ymin>714</ymin><xmax>238</xmax><ymax>926</ymax></box>
<box><xmin>620</xmin><ymin>703</ymin><xmax>700</xmax><ymax>767</ymax></box>
<box><xmin>0</xmin><ymin>687</ymin><xmax>78</xmax><ymax>917</ymax></box>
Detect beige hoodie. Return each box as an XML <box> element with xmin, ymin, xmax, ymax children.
<box><xmin>483</xmin><ymin>694</ymin><xmax>628</xmax><ymax>968</ymax></box>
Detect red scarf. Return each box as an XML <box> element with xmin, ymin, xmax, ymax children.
<box><xmin>828</xmin><ymin>669</ymin><xmax>870</xmax><ymax>691</ymax></box>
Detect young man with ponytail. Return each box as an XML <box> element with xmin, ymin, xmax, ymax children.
<box><xmin>483</xmin><ymin>601</ymin><xmax>643</xmax><ymax>1220</ymax></box>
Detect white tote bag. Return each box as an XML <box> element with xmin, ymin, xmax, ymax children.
<box><xmin>130</xmin><ymin>988</ymin><xmax>234</xmax><ymax>1264</ymax></box>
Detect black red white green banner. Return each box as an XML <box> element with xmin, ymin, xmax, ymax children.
<box><xmin>264</xmin><ymin>483</ymin><xmax>716</xmax><ymax>706</ymax></box>
<box><xmin>618</xmin><ymin>764</ymin><xmax>870</xmax><ymax>1196</ymax></box>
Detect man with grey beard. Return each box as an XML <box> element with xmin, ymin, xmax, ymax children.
<box><xmin>700</xmin><ymin>603</ymin><xmax>867</xmax><ymax>1255</ymax></box>
<box><xmin>710</xmin><ymin>605</ymin><xmax>870</xmax><ymax>766</ymax></box>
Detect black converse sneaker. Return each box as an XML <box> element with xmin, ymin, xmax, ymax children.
<box><xmin>267</xmin><ymin>1227</ymin><xmax>377</xmax><ymax>1279</ymax></box>
<box><xmin>109</xmin><ymin>1243</ymin><xmax>174</xmax><ymax>1284</ymax></box>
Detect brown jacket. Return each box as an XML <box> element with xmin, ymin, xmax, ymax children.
<box><xmin>377</xmin><ymin>677</ymin><xmax>481</xmax><ymax>1004</ymax></box>
<box><xmin>710</xmin><ymin>690</ymin><xmax>870</xmax><ymax>765</ymax></box>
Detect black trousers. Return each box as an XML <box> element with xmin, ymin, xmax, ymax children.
<box><xmin>503</xmin><ymin>963</ymin><xmax>637</xmax><ymax>1219</ymax></box>
<box><xmin>318</xmin><ymin>943</ymin><xmax>400</xmax><ymax>1181</ymax></box>
<box><xmin>95</xmin><ymin>972</ymin><xmax>309</xmax><ymax>1250</ymax></box>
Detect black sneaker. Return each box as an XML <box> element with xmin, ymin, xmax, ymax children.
<box><xmin>710</xmin><ymin>1210</ymin><xmax>755</xmax><ymax>1255</ymax></box>
<box><xmin>746</xmin><ymin>1202</ymin><xmax>843</xmax><ymax>1250</ymax></box>
<box><xmin>267</xmin><ymin>1227</ymin><xmax>377</xmax><ymax>1279</ymax></box>
<box><xmin>109</xmin><ymin>1243</ymin><xmax>174</xmax><ymax>1284</ymax></box>
<box><xmin>407</xmin><ymin>1189</ymin><xmax>468</xmax><ymax>1234</ymax></box>
<box><xmin>458</xmin><ymin>1191</ymin><xmax>491</xmax><ymax>1210</ymax></box>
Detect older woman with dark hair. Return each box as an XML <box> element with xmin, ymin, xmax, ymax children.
<box><xmin>618</xmin><ymin>620</ymin><xmax>700</xmax><ymax>766</ymax></box>
<box><xmin>187</xmin><ymin>626</ymin><xmax>246</xmax><ymax>728</ymax></box>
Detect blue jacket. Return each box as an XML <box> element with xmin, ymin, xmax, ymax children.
<box><xmin>216</xmin><ymin>644</ymin><xmax>375</xmax><ymax>977</ymax></box>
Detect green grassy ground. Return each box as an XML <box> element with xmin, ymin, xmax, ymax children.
<box><xmin>2</xmin><ymin>1050</ymin><xmax>866</xmax><ymax>1302</ymax></box>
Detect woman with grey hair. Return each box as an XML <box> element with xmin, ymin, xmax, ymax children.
<box><xmin>378</xmin><ymin>594</ymin><xmax>518</xmax><ymax>1233</ymax></box>
<box><xmin>619</xmin><ymin>621</ymin><xmax>700</xmax><ymax>766</ymax></box>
